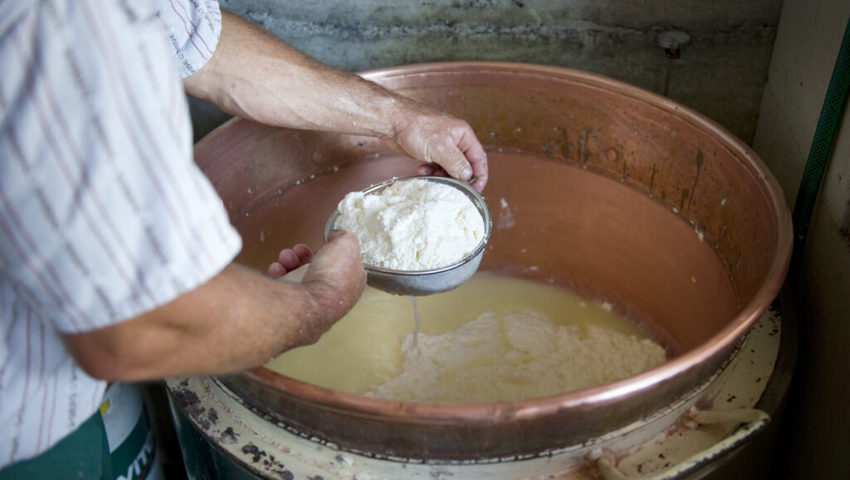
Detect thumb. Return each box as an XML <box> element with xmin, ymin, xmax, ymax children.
<box><xmin>433</xmin><ymin>140</ymin><xmax>473</xmax><ymax>182</ymax></box>
<box><xmin>307</xmin><ymin>230</ymin><xmax>361</xmax><ymax>279</ymax></box>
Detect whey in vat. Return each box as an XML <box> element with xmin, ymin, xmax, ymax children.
<box><xmin>266</xmin><ymin>273</ymin><xmax>669</xmax><ymax>403</ymax></box>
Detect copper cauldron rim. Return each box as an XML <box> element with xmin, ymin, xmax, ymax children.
<box><xmin>207</xmin><ymin>62</ymin><xmax>793</xmax><ymax>459</ymax></box>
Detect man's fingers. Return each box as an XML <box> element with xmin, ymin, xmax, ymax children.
<box><xmin>266</xmin><ymin>262</ymin><xmax>285</xmax><ymax>278</ymax></box>
<box><xmin>456</xmin><ymin>128</ymin><xmax>489</xmax><ymax>192</ymax></box>
<box><xmin>394</xmin><ymin>104</ymin><xmax>488</xmax><ymax>191</ymax></box>
<box><xmin>292</xmin><ymin>243</ymin><xmax>313</xmax><ymax>264</ymax></box>
<box><xmin>429</xmin><ymin>121</ymin><xmax>487</xmax><ymax>191</ymax></box>
<box><xmin>277</xmin><ymin>249</ymin><xmax>301</xmax><ymax>271</ymax></box>
<box><xmin>440</xmin><ymin>148</ymin><xmax>474</xmax><ymax>182</ymax></box>
<box><xmin>417</xmin><ymin>163</ymin><xmax>448</xmax><ymax>177</ymax></box>
<box><xmin>267</xmin><ymin>244</ymin><xmax>315</xmax><ymax>278</ymax></box>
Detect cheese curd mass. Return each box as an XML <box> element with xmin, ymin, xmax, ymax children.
<box><xmin>334</xmin><ymin>178</ymin><xmax>485</xmax><ymax>270</ymax></box>
<box><xmin>365</xmin><ymin>312</ymin><xmax>667</xmax><ymax>403</ymax></box>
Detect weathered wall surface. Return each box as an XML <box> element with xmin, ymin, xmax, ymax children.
<box><xmin>753</xmin><ymin>1</ymin><xmax>850</xmax><ymax>478</ymax></box>
<box><xmin>191</xmin><ymin>0</ymin><xmax>782</xmax><ymax>144</ymax></box>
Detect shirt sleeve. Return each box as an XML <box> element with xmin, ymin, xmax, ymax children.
<box><xmin>0</xmin><ymin>0</ymin><xmax>241</xmax><ymax>333</ymax></box>
<box><xmin>156</xmin><ymin>0</ymin><xmax>222</xmax><ymax>78</ymax></box>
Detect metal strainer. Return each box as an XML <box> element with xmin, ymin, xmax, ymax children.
<box><xmin>324</xmin><ymin>176</ymin><xmax>492</xmax><ymax>296</ymax></box>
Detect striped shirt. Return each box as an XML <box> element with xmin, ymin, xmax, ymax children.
<box><xmin>0</xmin><ymin>0</ymin><xmax>241</xmax><ymax>467</ymax></box>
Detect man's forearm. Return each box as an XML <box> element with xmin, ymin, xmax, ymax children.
<box><xmin>183</xmin><ymin>11</ymin><xmax>408</xmax><ymax>139</ymax></box>
<box><xmin>62</xmin><ymin>231</ymin><xmax>364</xmax><ymax>382</ymax></box>
<box><xmin>184</xmin><ymin>11</ymin><xmax>488</xmax><ymax>190</ymax></box>
<box><xmin>62</xmin><ymin>264</ymin><xmax>322</xmax><ymax>381</ymax></box>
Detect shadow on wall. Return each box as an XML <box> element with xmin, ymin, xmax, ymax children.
<box><xmin>190</xmin><ymin>0</ymin><xmax>783</xmax><ymax>144</ymax></box>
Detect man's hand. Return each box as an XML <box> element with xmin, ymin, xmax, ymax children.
<box><xmin>298</xmin><ymin>231</ymin><xmax>366</xmax><ymax>343</ymax></box>
<box><xmin>393</xmin><ymin>102</ymin><xmax>489</xmax><ymax>192</ymax></box>
<box><xmin>265</xmin><ymin>232</ymin><xmax>366</xmax><ymax>326</ymax></box>
<box><xmin>267</xmin><ymin>231</ymin><xmax>367</xmax><ymax>346</ymax></box>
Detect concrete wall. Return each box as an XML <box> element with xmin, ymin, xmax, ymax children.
<box><xmin>752</xmin><ymin>1</ymin><xmax>850</xmax><ymax>478</ymax></box>
<box><xmin>192</xmin><ymin>0</ymin><xmax>782</xmax><ymax>143</ymax></box>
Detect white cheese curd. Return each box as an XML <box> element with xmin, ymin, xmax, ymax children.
<box><xmin>363</xmin><ymin>311</ymin><xmax>668</xmax><ymax>403</ymax></box>
<box><xmin>334</xmin><ymin>179</ymin><xmax>485</xmax><ymax>271</ymax></box>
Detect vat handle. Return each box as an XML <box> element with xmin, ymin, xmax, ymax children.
<box><xmin>596</xmin><ymin>408</ymin><xmax>770</xmax><ymax>480</ymax></box>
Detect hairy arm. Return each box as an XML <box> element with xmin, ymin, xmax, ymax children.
<box><xmin>183</xmin><ymin>11</ymin><xmax>488</xmax><ymax>191</ymax></box>
<box><xmin>62</xmin><ymin>232</ymin><xmax>365</xmax><ymax>382</ymax></box>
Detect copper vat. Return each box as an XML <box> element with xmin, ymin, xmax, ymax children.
<box><xmin>197</xmin><ymin>63</ymin><xmax>792</xmax><ymax>460</ymax></box>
